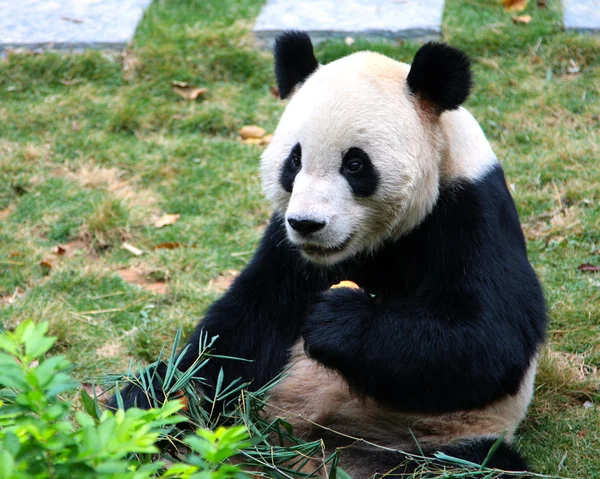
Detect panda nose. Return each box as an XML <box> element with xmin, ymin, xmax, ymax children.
<box><xmin>287</xmin><ymin>218</ymin><xmax>326</xmax><ymax>235</ymax></box>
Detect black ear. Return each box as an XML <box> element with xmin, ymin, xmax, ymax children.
<box><xmin>406</xmin><ymin>42</ymin><xmax>472</xmax><ymax>113</ymax></box>
<box><xmin>274</xmin><ymin>31</ymin><xmax>319</xmax><ymax>99</ymax></box>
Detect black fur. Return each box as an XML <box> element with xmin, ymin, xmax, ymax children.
<box><xmin>407</xmin><ymin>42</ymin><xmax>472</xmax><ymax>113</ymax></box>
<box><xmin>341</xmin><ymin>147</ymin><xmax>379</xmax><ymax>197</ymax></box>
<box><xmin>279</xmin><ymin>143</ymin><xmax>302</xmax><ymax>193</ymax></box>
<box><xmin>304</xmin><ymin>165</ymin><xmax>546</xmax><ymax>412</ymax></box>
<box><xmin>114</xmin><ymin>164</ymin><xmax>546</xmax><ymax>420</ymax></box>
<box><xmin>274</xmin><ymin>31</ymin><xmax>319</xmax><ymax>99</ymax></box>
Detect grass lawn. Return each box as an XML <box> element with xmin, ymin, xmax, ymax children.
<box><xmin>1</xmin><ymin>0</ymin><xmax>599</xmax><ymax>476</ymax></box>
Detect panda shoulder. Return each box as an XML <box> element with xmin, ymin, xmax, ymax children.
<box><xmin>439</xmin><ymin>107</ymin><xmax>498</xmax><ymax>182</ymax></box>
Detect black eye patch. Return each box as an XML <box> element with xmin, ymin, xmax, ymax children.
<box><xmin>341</xmin><ymin>147</ymin><xmax>379</xmax><ymax>197</ymax></box>
<box><xmin>279</xmin><ymin>143</ymin><xmax>302</xmax><ymax>193</ymax></box>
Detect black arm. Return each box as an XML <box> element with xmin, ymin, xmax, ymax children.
<box><xmin>115</xmin><ymin>214</ymin><xmax>331</xmax><ymax>409</ymax></box>
<box><xmin>303</xmin><ymin>280</ymin><xmax>546</xmax><ymax>413</ymax></box>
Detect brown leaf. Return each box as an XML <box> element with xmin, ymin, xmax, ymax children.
<box><xmin>269</xmin><ymin>86</ymin><xmax>280</xmax><ymax>98</ymax></box>
<box><xmin>154</xmin><ymin>213</ymin><xmax>180</xmax><ymax>228</ymax></box>
<box><xmin>155</xmin><ymin>242</ymin><xmax>181</xmax><ymax>250</ymax></box>
<box><xmin>537</xmin><ymin>0</ymin><xmax>546</xmax><ymax>8</ymax></box>
<box><xmin>172</xmin><ymin>81</ymin><xmax>208</xmax><ymax>101</ymax></box>
<box><xmin>503</xmin><ymin>0</ymin><xmax>527</xmax><ymax>11</ymax></box>
<box><xmin>9</xmin><ymin>251</ymin><xmax>21</xmax><ymax>258</ymax></box>
<box><xmin>55</xmin><ymin>245</ymin><xmax>67</xmax><ymax>256</ymax></box>
<box><xmin>578</xmin><ymin>263</ymin><xmax>600</xmax><ymax>273</ymax></box>
<box><xmin>208</xmin><ymin>270</ymin><xmax>240</xmax><ymax>293</ymax></box>
<box><xmin>239</xmin><ymin>125</ymin><xmax>266</xmax><ymax>140</ymax></box>
<box><xmin>242</xmin><ymin>137</ymin><xmax>264</xmax><ymax>145</ymax></box>
<box><xmin>531</xmin><ymin>55</ymin><xmax>543</xmax><ymax>64</ymax></box>
<box><xmin>40</xmin><ymin>260</ymin><xmax>52</xmax><ymax>269</ymax></box>
<box><xmin>63</xmin><ymin>239</ymin><xmax>88</xmax><ymax>257</ymax></box>
<box><xmin>260</xmin><ymin>134</ymin><xmax>273</xmax><ymax>146</ymax></box>
<box><xmin>512</xmin><ymin>14</ymin><xmax>532</xmax><ymax>24</ymax></box>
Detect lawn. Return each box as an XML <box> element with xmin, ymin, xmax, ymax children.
<box><xmin>1</xmin><ymin>0</ymin><xmax>599</xmax><ymax>477</ymax></box>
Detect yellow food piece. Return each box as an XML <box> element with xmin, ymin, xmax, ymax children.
<box><xmin>330</xmin><ymin>280</ymin><xmax>360</xmax><ymax>290</ymax></box>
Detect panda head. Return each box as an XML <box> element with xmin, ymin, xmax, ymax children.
<box><xmin>261</xmin><ymin>31</ymin><xmax>473</xmax><ymax>265</ymax></box>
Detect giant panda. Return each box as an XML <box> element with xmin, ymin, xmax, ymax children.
<box><xmin>114</xmin><ymin>31</ymin><xmax>547</xmax><ymax>477</ymax></box>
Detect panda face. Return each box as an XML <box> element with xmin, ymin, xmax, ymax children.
<box><xmin>262</xmin><ymin>53</ymin><xmax>442</xmax><ymax>265</ymax></box>
<box><xmin>262</xmin><ymin>33</ymin><xmax>472</xmax><ymax>265</ymax></box>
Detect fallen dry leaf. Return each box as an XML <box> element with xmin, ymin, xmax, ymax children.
<box><xmin>55</xmin><ymin>245</ymin><xmax>67</xmax><ymax>256</ymax></box>
<box><xmin>121</xmin><ymin>242</ymin><xmax>144</xmax><ymax>256</ymax></box>
<box><xmin>40</xmin><ymin>260</ymin><xmax>52</xmax><ymax>269</ymax></box>
<box><xmin>172</xmin><ymin>81</ymin><xmax>207</xmax><ymax>101</ymax></box>
<box><xmin>208</xmin><ymin>270</ymin><xmax>239</xmax><ymax>293</ymax></box>
<box><xmin>269</xmin><ymin>86</ymin><xmax>280</xmax><ymax>98</ymax></box>
<box><xmin>9</xmin><ymin>251</ymin><xmax>20</xmax><ymax>258</ymax></box>
<box><xmin>155</xmin><ymin>242</ymin><xmax>181</xmax><ymax>250</ymax></box>
<box><xmin>242</xmin><ymin>137</ymin><xmax>264</xmax><ymax>145</ymax></box>
<box><xmin>62</xmin><ymin>239</ymin><xmax>88</xmax><ymax>257</ymax></box>
<box><xmin>154</xmin><ymin>213</ymin><xmax>180</xmax><ymax>228</ymax></box>
<box><xmin>578</xmin><ymin>263</ymin><xmax>600</xmax><ymax>273</ymax></box>
<box><xmin>503</xmin><ymin>0</ymin><xmax>527</xmax><ymax>11</ymax></box>
<box><xmin>479</xmin><ymin>58</ymin><xmax>500</xmax><ymax>70</ymax></box>
<box><xmin>260</xmin><ymin>134</ymin><xmax>273</xmax><ymax>146</ymax></box>
<box><xmin>239</xmin><ymin>125</ymin><xmax>266</xmax><ymax>140</ymax></box>
<box><xmin>512</xmin><ymin>14</ymin><xmax>532</xmax><ymax>24</ymax></box>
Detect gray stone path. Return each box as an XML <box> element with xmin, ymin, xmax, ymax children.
<box><xmin>254</xmin><ymin>0</ymin><xmax>444</xmax><ymax>47</ymax></box>
<box><xmin>0</xmin><ymin>0</ymin><xmax>152</xmax><ymax>52</ymax></box>
<box><xmin>563</xmin><ymin>0</ymin><xmax>600</xmax><ymax>33</ymax></box>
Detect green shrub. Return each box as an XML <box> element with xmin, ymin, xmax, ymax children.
<box><xmin>0</xmin><ymin>320</ymin><xmax>249</xmax><ymax>479</ymax></box>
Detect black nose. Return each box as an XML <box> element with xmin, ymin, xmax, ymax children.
<box><xmin>287</xmin><ymin>218</ymin><xmax>326</xmax><ymax>235</ymax></box>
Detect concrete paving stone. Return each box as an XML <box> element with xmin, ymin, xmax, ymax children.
<box><xmin>254</xmin><ymin>0</ymin><xmax>445</xmax><ymax>48</ymax></box>
<box><xmin>0</xmin><ymin>0</ymin><xmax>153</xmax><ymax>52</ymax></box>
<box><xmin>563</xmin><ymin>0</ymin><xmax>600</xmax><ymax>33</ymax></box>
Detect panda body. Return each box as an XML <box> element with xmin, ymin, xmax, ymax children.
<box><xmin>115</xmin><ymin>32</ymin><xmax>547</xmax><ymax>477</ymax></box>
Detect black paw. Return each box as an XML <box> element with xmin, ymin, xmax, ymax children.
<box><xmin>303</xmin><ymin>287</ymin><xmax>373</xmax><ymax>369</ymax></box>
<box><xmin>108</xmin><ymin>363</ymin><xmax>167</xmax><ymax>410</ymax></box>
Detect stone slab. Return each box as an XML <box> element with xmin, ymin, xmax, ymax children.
<box><xmin>254</xmin><ymin>0</ymin><xmax>444</xmax><ymax>48</ymax></box>
<box><xmin>563</xmin><ymin>0</ymin><xmax>600</xmax><ymax>32</ymax></box>
<box><xmin>0</xmin><ymin>0</ymin><xmax>153</xmax><ymax>52</ymax></box>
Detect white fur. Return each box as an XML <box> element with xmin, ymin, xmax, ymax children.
<box><xmin>261</xmin><ymin>50</ymin><xmax>496</xmax><ymax>265</ymax></box>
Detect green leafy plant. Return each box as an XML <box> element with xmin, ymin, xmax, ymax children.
<box><xmin>0</xmin><ymin>320</ymin><xmax>250</xmax><ymax>479</ymax></box>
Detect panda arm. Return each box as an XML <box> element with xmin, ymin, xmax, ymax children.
<box><xmin>303</xmin><ymin>284</ymin><xmax>545</xmax><ymax>413</ymax></box>
<box><xmin>116</xmin><ymin>214</ymin><xmax>329</xmax><ymax>409</ymax></box>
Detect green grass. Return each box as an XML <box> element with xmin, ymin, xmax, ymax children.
<box><xmin>1</xmin><ymin>0</ymin><xmax>599</xmax><ymax>476</ymax></box>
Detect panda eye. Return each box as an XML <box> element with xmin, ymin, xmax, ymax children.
<box><xmin>346</xmin><ymin>159</ymin><xmax>362</xmax><ymax>173</ymax></box>
<box><xmin>291</xmin><ymin>154</ymin><xmax>301</xmax><ymax>169</ymax></box>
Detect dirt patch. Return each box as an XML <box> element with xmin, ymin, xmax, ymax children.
<box><xmin>207</xmin><ymin>269</ymin><xmax>239</xmax><ymax>293</ymax></box>
<box><xmin>118</xmin><ymin>266</ymin><xmax>169</xmax><ymax>294</ymax></box>
<box><xmin>68</xmin><ymin>163</ymin><xmax>159</xmax><ymax>212</ymax></box>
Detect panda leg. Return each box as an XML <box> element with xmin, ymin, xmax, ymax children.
<box><xmin>337</xmin><ymin>438</ymin><xmax>528</xmax><ymax>479</ymax></box>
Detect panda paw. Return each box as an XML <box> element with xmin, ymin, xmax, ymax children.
<box><xmin>303</xmin><ymin>287</ymin><xmax>373</xmax><ymax>369</ymax></box>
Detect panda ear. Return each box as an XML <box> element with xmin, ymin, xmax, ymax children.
<box><xmin>406</xmin><ymin>42</ymin><xmax>472</xmax><ymax>114</ymax></box>
<box><xmin>274</xmin><ymin>31</ymin><xmax>319</xmax><ymax>99</ymax></box>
